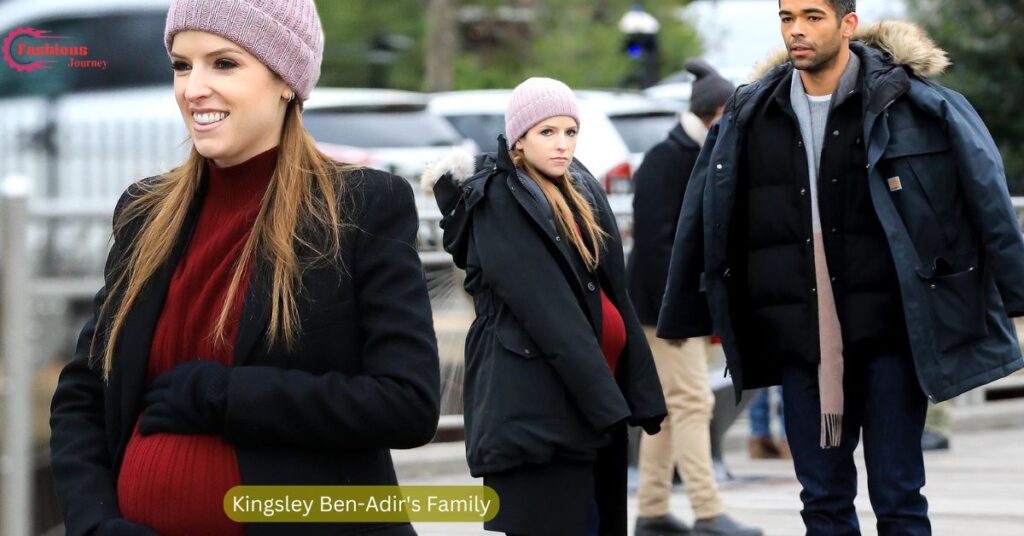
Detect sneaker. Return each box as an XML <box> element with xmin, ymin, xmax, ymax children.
<box><xmin>693</xmin><ymin>513</ymin><xmax>764</xmax><ymax>536</ymax></box>
<box><xmin>921</xmin><ymin>430</ymin><xmax>950</xmax><ymax>451</ymax></box>
<box><xmin>635</xmin><ymin>513</ymin><xmax>692</xmax><ymax>536</ymax></box>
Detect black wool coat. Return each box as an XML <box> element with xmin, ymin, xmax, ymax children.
<box><xmin>49</xmin><ymin>167</ymin><xmax>441</xmax><ymax>536</ymax></box>
<box><xmin>427</xmin><ymin>136</ymin><xmax>666</xmax><ymax>479</ymax></box>
<box><xmin>627</xmin><ymin>121</ymin><xmax>702</xmax><ymax>326</ymax></box>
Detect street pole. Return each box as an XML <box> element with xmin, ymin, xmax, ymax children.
<box><xmin>1</xmin><ymin>174</ymin><xmax>33</xmax><ymax>536</ymax></box>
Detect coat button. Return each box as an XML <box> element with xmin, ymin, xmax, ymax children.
<box><xmin>929</xmin><ymin>283</ymin><xmax>937</xmax><ymax>290</ymax></box>
<box><xmin>865</xmin><ymin>164</ymin><xmax>870</xmax><ymax>169</ymax></box>
<box><xmin>716</xmin><ymin>163</ymin><xmax>723</xmax><ymax>170</ymax></box>
<box><xmin>831</xmin><ymin>276</ymin><xmax>838</xmax><ymax>282</ymax></box>
<box><xmin>800</xmin><ymin>188</ymin><xmax>806</xmax><ymax>196</ymax></box>
<box><xmin>812</xmin><ymin>287</ymin><xmax>817</xmax><ymax>293</ymax></box>
<box><xmin>806</xmin><ymin>237</ymin><xmax>812</xmax><ymax>244</ymax></box>
<box><xmin>797</xmin><ymin>140</ymin><xmax>803</xmax><ymax>147</ymax></box>
<box><xmin>831</xmin><ymin>228</ymin><xmax>838</xmax><ymax>234</ymax></box>
<box><xmin>831</xmin><ymin>178</ymin><xmax>838</xmax><ymax>184</ymax></box>
<box><xmin>524</xmin><ymin>348</ymin><xmax>532</xmax><ymax>355</ymax></box>
<box><xmin>555</xmin><ymin>235</ymin><xmax>561</xmax><ymax>242</ymax></box>
<box><xmin>833</xmin><ymin>130</ymin><xmax>840</xmax><ymax>136</ymax></box>
<box><xmin>587</xmin><ymin>282</ymin><xmax>597</xmax><ymax>292</ymax></box>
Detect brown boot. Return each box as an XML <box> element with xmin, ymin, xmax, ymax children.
<box><xmin>776</xmin><ymin>439</ymin><xmax>791</xmax><ymax>459</ymax></box>
<box><xmin>748</xmin><ymin>436</ymin><xmax>782</xmax><ymax>459</ymax></box>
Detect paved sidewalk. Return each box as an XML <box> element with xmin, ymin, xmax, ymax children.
<box><xmin>396</xmin><ymin>404</ymin><xmax>1024</xmax><ymax>535</ymax></box>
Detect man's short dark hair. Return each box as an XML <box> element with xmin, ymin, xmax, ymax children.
<box><xmin>780</xmin><ymin>0</ymin><xmax>856</xmax><ymax>21</ymax></box>
<box><xmin>827</xmin><ymin>0</ymin><xmax>856</xmax><ymax>19</ymax></box>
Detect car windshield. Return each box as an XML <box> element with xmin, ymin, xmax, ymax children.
<box><xmin>442</xmin><ymin>114</ymin><xmax>505</xmax><ymax>153</ymax></box>
<box><xmin>609</xmin><ymin>113</ymin><xmax>678</xmax><ymax>153</ymax></box>
<box><xmin>303</xmin><ymin>108</ymin><xmax>463</xmax><ymax>148</ymax></box>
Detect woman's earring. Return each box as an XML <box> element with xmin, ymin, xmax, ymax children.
<box><xmin>286</xmin><ymin>92</ymin><xmax>295</xmax><ymax>102</ymax></box>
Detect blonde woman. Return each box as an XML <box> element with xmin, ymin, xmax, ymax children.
<box><xmin>424</xmin><ymin>77</ymin><xmax>666</xmax><ymax>536</ymax></box>
<box><xmin>49</xmin><ymin>2</ymin><xmax>439</xmax><ymax>535</ymax></box>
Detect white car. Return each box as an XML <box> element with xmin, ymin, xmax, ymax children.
<box><xmin>302</xmin><ymin>87</ymin><xmax>476</xmax><ymax>197</ymax></box>
<box><xmin>429</xmin><ymin>89</ymin><xmax>678</xmax><ymax>194</ymax></box>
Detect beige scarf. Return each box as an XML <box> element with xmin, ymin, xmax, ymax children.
<box><xmin>789</xmin><ymin>53</ymin><xmax>861</xmax><ymax>448</ymax></box>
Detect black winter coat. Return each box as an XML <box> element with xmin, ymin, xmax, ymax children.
<box><xmin>427</xmin><ymin>136</ymin><xmax>666</xmax><ymax>478</ymax></box>
<box><xmin>49</xmin><ymin>168</ymin><xmax>441</xmax><ymax>536</ymax></box>
<box><xmin>717</xmin><ymin>50</ymin><xmax>906</xmax><ymax>376</ymax></box>
<box><xmin>658</xmin><ymin>23</ymin><xmax>1024</xmax><ymax>403</ymax></box>
<box><xmin>627</xmin><ymin>120</ymin><xmax>702</xmax><ymax>326</ymax></box>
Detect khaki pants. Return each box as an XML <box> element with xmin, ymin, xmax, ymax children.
<box><xmin>924</xmin><ymin>399</ymin><xmax>952</xmax><ymax>436</ymax></box>
<box><xmin>636</xmin><ymin>327</ymin><xmax>725</xmax><ymax>519</ymax></box>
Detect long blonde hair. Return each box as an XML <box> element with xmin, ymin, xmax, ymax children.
<box><xmin>92</xmin><ymin>101</ymin><xmax>352</xmax><ymax>380</ymax></box>
<box><xmin>510</xmin><ymin>147</ymin><xmax>608</xmax><ymax>271</ymax></box>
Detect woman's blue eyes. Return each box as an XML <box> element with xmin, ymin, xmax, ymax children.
<box><xmin>540</xmin><ymin>129</ymin><xmax>577</xmax><ymax>136</ymax></box>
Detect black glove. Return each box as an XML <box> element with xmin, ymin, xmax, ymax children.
<box><xmin>633</xmin><ymin>415</ymin><xmax>664</xmax><ymax>436</ymax></box>
<box><xmin>94</xmin><ymin>518</ymin><xmax>160</xmax><ymax>535</ymax></box>
<box><xmin>139</xmin><ymin>359</ymin><xmax>230</xmax><ymax>436</ymax></box>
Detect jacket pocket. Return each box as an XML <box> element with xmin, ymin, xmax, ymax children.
<box><xmin>885</xmin><ymin>128</ymin><xmax>960</xmax><ymax>247</ymax></box>
<box><xmin>496</xmin><ymin>323</ymin><xmax>541</xmax><ymax>359</ymax></box>
<box><xmin>917</xmin><ymin>257</ymin><xmax>988</xmax><ymax>352</ymax></box>
<box><xmin>494</xmin><ymin>322</ymin><xmax>570</xmax><ymax>419</ymax></box>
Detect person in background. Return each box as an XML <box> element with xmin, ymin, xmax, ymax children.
<box><xmin>748</xmin><ymin>387</ymin><xmax>789</xmax><ymax>459</ymax></box>
<box><xmin>922</xmin><ymin>401</ymin><xmax>952</xmax><ymax>450</ymax></box>
<box><xmin>49</xmin><ymin>1</ymin><xmax>440</xmax><ymax>534</ymax></box>
<box><xmin>658</xmin><ymin>1</ymin><xmax>1024</xmax><ymax>533</ymax></box>
<box><xmin>424</xmin><ymin>77</ymin><xmax>666</xmax><ymax>535</ymax></box>
<box><xmin>628</xmin><ymin>59</ymin><xmax>762</xmax><ymax>536</ymax></box>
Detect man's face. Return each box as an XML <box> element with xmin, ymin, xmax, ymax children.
<box><xmin>779</xmin><ymin>0</ymin><xmax>857</xmax><ymax>73</ymax></box>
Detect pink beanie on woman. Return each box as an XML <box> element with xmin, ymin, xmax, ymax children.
<box><xmin>505</xmin><ymin>77</ymin><xmax>581</xmax><ymax>144</ymax></box>
<box><xmin>164</xmin><ymin>0</ymin><xmax>324</xmax><ymax>101</ymax></box>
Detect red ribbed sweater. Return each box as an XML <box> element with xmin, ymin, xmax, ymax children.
<box><xmin>117</xmin><ymin>146</ymin><xmax>277</xmax><ymax>535</ymax></box>
<box><xmin>571</xmin><ymin>222</ymin><xmax>626</xmax><ymax>373</ymax></box>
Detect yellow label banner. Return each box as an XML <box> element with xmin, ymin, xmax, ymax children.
<box><xmin>223</xmin><ymin>486</ymin><xmax>499</xmax><ymax>523</ymax></box>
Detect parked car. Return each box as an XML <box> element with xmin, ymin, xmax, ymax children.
<box><xmin>302</xmin><ymin>87</ymin><xmax>476</xmax><ymax>197</ymax></box>
<box><xmin>575</xmin><ymin>90</ymin><xmax>678</xmax><ymax>179</ymax></box>
<box><xmin>428</xmin><ymin>89</ymin><xmax>677</xmax><ymax>194</ymax></box>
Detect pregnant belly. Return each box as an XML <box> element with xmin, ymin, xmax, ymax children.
<box><xmin>117</xmin><ymin>424</ymin><xmax>244</xmax><ymax>536</ymax></box>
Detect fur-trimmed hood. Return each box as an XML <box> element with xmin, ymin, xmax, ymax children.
<box><xmin>420</xmin><ymin>147</ymin><xmax>476</xmax><ymax>195</ymax></box>
<box><xmin>752</xmin><ymin>20</ymin><xmax>949</xmax><ymax>80</ymax></box>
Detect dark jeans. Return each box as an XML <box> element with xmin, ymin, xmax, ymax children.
<box><xmin>782</xmin><ymin>346</ymin><xmax>930</xmax><ymax>536</ymax></box>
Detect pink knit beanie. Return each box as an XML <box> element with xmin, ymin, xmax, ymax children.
<box><xmin>164</xmin><ymin>0</ymin><xmax>324</xmax><ymax>101</ymax></box>
<box><xmin>505</xmin><ymin>77</ymin><xmax>581</xmax><ymax>144</ymax></box>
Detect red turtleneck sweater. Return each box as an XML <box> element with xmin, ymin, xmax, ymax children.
<box><xmin>117</xmin><ymin>147</ymin><xmax>277</xmax><ymax>535</ymax></box>
<box><xmin>571</xmin><ymin>223</ymin><xmax>627</xmax><ymax>373</ymax></box>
